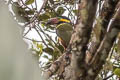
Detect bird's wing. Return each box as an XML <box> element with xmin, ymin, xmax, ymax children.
<box><xmin>56</xmin><ymin>23</ymin><xmax>73</xmax><ymax>46</ymax></box>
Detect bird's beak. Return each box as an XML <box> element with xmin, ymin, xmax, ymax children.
<box><xmin>45</xmin><ymin>18</ymin><xmax>59</xmax><ymax>26</ymax></box>
<box><xmin>46</xmin><ymin>20</ymin><xmax>52</xmax><ymax>25</ymax></box>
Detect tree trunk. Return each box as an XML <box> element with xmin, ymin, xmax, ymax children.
<box><xmin>64</xmin><ymin>0</ymin><xmax>120</xmax><ymax>80</ymax></box>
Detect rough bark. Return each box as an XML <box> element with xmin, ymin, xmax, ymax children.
<box><xmin>44</xmin><ymin>54</ymin><xmax>65</xmax><ymax>79</ymax></box>
<box><xmin>86</xmin><ymin>0</ymin><xmax>119</xmax><ymax>64</ymax></box>
<box><xmin>64</xmin><ymin>0</ymin><xmax>120</xmax><ymax>80</ymax></box>
<box><xmin>68</xmin><ymin>0</ymin><xmax>98</xmax><ymax>80</ymax></box>
<box><xmin>44</xmin><ymin>0</ymin><xmax>120</xmax><ymax>80</ymax></box>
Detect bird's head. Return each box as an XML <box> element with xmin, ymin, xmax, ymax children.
<box><xmin>46</xmin><ymin>16</ymin><xmax>71</xmax><ymax>25</ymax></box>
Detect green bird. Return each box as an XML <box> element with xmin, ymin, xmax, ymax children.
<box><xmin>46</xmin><ymin>16</ymin><xmax>73</xmax><ymax>48</ymax></box>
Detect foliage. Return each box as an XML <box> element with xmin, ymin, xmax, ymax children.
<box><xmin>9</xmin><ymin>0</ymin><xmax>78</xmax><ymax>74</ymax></box>
<box><xmin>25</xmin><ymin>0</ymin><xmax>35</xmax><ymax>5</ymax></box>
<box><xmin>8</xmin><ymin>0</ymin><xmax>120</xmax><ymax>80</ymax></box>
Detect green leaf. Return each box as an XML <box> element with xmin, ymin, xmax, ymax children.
<box><xmin>12</xmin><ymin>2</ymin><xmax>29</xmax><ymax>23</ymax></box>
<box><xmin>46</xmin><ymin>25</ymin><xmax>55</xmax><ymax>30</ymax></box>
<box><xmin>114</xmin><ymin>68</ymin><xmax>120</xmax><ymax>77</ymax></box>
<box><xmin>43</xmin><ymin>47</ymin><xmax>53</xmax><ymax>55</ymax></box>
<box><xmin>41</xmin><ymin>23</ymin><xmax>45</xmax><ymax>27</ymax></box>
<box><xmin>32</xmin><ymin>39</ymin><xmax>37</xmax><ymax>45</ymax></box>
<box><xmin>57</xmin><ymin>7</ymin><xmax>65</xmax><ymax>16</ymax></box>
<box><xmin>38</xmin><ymin>13</ymin><xmax>50</xmax><ymax>21</ymax></box>
<box><xmin>37</xmin><ymin>44</ymin><xmax>43</xmax><ymax>49</ymax></box>
<box><xmin>36</xmin><ymin>50</ymin><xmax>41</xmax><ymax>55</ymax></box>
<box><xmin>43</xmin><ymin>55</ymin><xmax>49</xmax><ymax>59</ymax></box>
<box><xmin>25</xmin><ymin>0</ymin><xmax>34</xmax><ymax>5</ymax></box>
<box><xmin>48</xmin><ymin>12</ymin><xmax>57</xmax><ymax>18</ymax></box>
<box><xmin>45</xmin><ymin>39</ymin><xmax>53</xmax><ymax>47</ymax></box>
<box><xmin>41</xmin><ymin>22</ymin><xmax>45</xmax><ymax>27</ymax></box>
<box><xmin>37</xmin><ymin>44</ymin><xmax>43</xmax><ymax>53</ymax></box>
<box><xmin>52</xmin><ymin>50</ymin><xmax>59</xmax><ymax>60</ymax></box>
<box><xmin>25</xmin><ymin>10</ymin><xmax>34</xmax><ymax>15</ymax></box>
<box><xmin>57</xmin><ymin>45</ymin><xmax>64</xmax><ymax>53</ymax></box>
<box><xmin>73</xmin><ymin>10</ymin><xmax>78</xmax><ymax>15</ymax></box>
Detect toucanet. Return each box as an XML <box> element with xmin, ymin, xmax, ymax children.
<box><xmin>46</xmin><ymin>16</ymin><xmax>73</xmax><ymax>48</ymax></box>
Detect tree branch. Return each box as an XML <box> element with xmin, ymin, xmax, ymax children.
<box><xmin>103</xmin><ymin>73</ymin><xmax>114</xmax><ymax>80</ymax></box>
<box><xmin>86</xmin><ymin>0</ymin><xmax>119</xmax><ymax>64</ymax></box>
<box><xmin>25</xmin><ymin>0</ymin><xmax>48</xmax><ymax>26</ymax></box>
<box><xmin>43</xmin><ymin>53</ymin><xmax>67</xmax><ymax>79</ymax></box>
<box><xmin>84</xmin><ymin>1</ymin><xmax>120</xmax><ymax>79</ymax></box>
<box><xmin>66</xmin><ymin>0</ymin><xmax>98</xmax><ymax>79</ymax></box>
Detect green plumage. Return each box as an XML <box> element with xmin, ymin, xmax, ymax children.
<box><xmin>56</xmin><ymin>23</ymin><xmax>73</xmax><ymax>46</ymax></box>
<box><xmin>46</xmin><ymin>16</ymin><xmax>73</xmax><ymax>48</ymax></box>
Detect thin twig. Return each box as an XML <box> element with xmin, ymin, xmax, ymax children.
<box><xmin>25</xmin><ymin>0</ymin><xmax>48</xmax><ymax>26</ymax></box>
<box><xmin>108</xmin><ymin>41</ymin><xmax>116</xmax><ymax>60</ymax></box>
<box><xmin>44</xmin><ymin>29</ymin><xmax>56</xmax><ymax>33</ymax></box>
<box><xmin>20</xmin><ymin>0</ymin><xmax>31</xmax><ymax>10</ymax></box>
<box><xmin>23</xmin><ymin>27</ymin><xmax>31</xmax><ymax>37</ymax></box>
<box><xmin>44</xmin><ymin>53</ymin><xmax>66</xmax><ymax>79</ymax></box>
<box><xmin>103</xmin><ymin>73</ymin><xmax>114</xmax><ymax>80</ymax></box>
<box><xmin>34</xmin><ymin>27</ymin><xmax>49</xmax><ymax>48</ymax></box>
<box><xmin>35</xmin><ymin>0</ymin><xmax>37</xmax><ymax>10</ymax></box>
<box><xmin>64</xmin><ymin>5</ymin><xmax>73</xmax><ymax>18</ymax></box>
<box><xmin>23</xmin><ymin>36</ymin><xmax>42</xmax><ymax>42</ymax></box>
<box><xmin>36</xmin><ymin>25</ymin><xmax>62</xmax><ymax>55</ymax></box>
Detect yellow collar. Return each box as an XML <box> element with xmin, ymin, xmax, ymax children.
<box><xmin>59</xmin><ymin>19</ymin><xmax>70</xmax><ymax>23</ymax></box>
